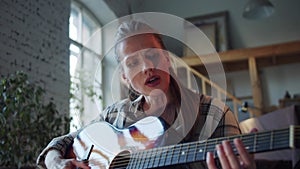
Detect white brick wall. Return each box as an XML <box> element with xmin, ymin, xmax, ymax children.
<box><xmin>0</xmin><ymin>0</ymin><xmax>71</xmax><ymax>114</ymax></box>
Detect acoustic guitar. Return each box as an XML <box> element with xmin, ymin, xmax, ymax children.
<box><xmin>67</xmin><ymin>116</ymin><xmax>300</xmax><ymax>169</ymax></box>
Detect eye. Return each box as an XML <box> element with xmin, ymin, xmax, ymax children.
<box><xmin>126</xmin><ymin>57</ymin><xmax>139</xmax><ymax>68</ymax></box>
<box><xmin>145</xmin><ymin>51</ymin><xmax>160</xmax><ymax>61</ymax></box>
<box><xmin>145</xmin><ymin>50</ymin><xmax>160</xmax><ymax>65</ymax></box>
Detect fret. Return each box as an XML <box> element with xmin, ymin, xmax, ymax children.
<box><xmin>213</xmin><ymin>138</ymin><xmax>219</xmax><ymax>158</ymax></box>
<box><xmin>152</xmin><ymin>148</ymin><xmax>162</xmax><ymax>168</ymax></box>
<box><xmin>143</xmin><ymin>149</ymin><xmax>151</xmax><ymax>168</ymax></box>
<box><xmin>164</xmin><ymin>145</ymin><xmax>175</xmax><ymax>166</ymax></box>
<box><xmin>233</xmin><ymin>135</ymin><xmax>242</xmax><ymax>154</ymax></box>
<box><xmin>273</xmin><ymin>131</ymin><xmax>290</xmax><ymax>149</ymax></box>
<box><xmin>241</xmin><ymin>133</ymin><xmax>255</xmax><ymax>153</ymax></box>
<box><xmin>170</xmin><ymin>144</ymin><xmax>181</xmax><ymax>165</ymax></box>
<box><xmin>127</xmin><ymin>153</ymin><xmax>134</xmax><ymax>168</ymax></box>
<box><xmin>138</xmin><ymin>151</ymin><xmax>146</xmax><ymax>168</ymax></box>
<box><xmin>207</xmin><ymin>141</ymin><xmax>216</xmax><ymax>153</ymax></box>
<box><xmin>147</xmin><ymin>148</ymin><xmax>155</xmax><ymax>168</ymax></box>
<box><xmin>178</xmin><ymin>144</ymin><xmax>188</xmax><ymax>164</ymax></box>
<box><xmin>130</xmin><ymin>152</ymin><xmax>138</xmax><ymax>169</ymax></box>
<box><xmin>158</xmin><ymin>148</ymin><xmax>168</xmax><ymax>167</ymax></box>
<box><xmin>290</xmin><ymin>126</ymin><xmax>295</xmax><ymax>148</ymax></box>
<box><xmin>273</xmin><ymin>140</ymin><xmax>290</xmax><ymax>149</ymax></box>
<box><xmin>270</xmin><ymin>131</ymin><xmax>274</xmax><ymax>150</ymax></box>
<box><xmin>203</xmin><ymin>140</ymin><xmax>208</xmax><ymax>160</ymax></box>
<box><xmin>253</xmin><ymin>134</ymin><xmax>257</xmax><ymax>152</ymax></box>
<box><xmin>187</xmin><ymin>143</ymin><xmax>196</xmax><ymax>163</ymax></box>
<box><xmin>134</xmin><ymin>151</ymin><xmax>142</xmax><ymax>169</ymax></box>
<box><xmin>227</xmin><ymin>138</ymin><xmax>237</xmax><ymax>154</ymax></box>
<box><xmin>195</xmin><ymin>142</ymin><xmax>205</xmax><ymax>161</ymax></box>
<box><xmin>255</xmin><ymin>132</ymin><xmax>268</xmax><ymax>152</ymax></box>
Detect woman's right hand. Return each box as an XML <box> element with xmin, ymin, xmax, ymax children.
<box><xmin>45</xmin><ymin>150</ymin><xmax>90</xmax><ymax>169</ymax></box>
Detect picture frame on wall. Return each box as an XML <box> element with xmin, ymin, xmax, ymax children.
<box><xmin>184</xmin><ymin>11</ymin><xmax>230</xmax><ymax>56</ymax></box>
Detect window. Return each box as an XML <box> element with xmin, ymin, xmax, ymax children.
<box><xmin>69</xmin><ymin>1</ymin><xmax>102</xmax><ymax>132</ymax></box>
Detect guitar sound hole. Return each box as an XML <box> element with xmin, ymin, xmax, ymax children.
<box><xmin>109</xmin><ymin>150</ymin><xmax>131</xmax><ymax>169</ymax></box>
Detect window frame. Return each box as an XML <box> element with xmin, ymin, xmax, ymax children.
<box><xmin>69</xmin><ymin>0</ymin><xmax>103</xmax><ymax>131</ymax></box>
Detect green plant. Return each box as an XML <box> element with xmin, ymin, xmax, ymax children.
<box><xmin>0</xmin><ymin>71</ymin><xmax>71</xmax><ymax>168</ymax></box>
<box><xmin>70</xmin><ymin>70</ymin><xmax>102</xmax><ymax>129</ymax></box>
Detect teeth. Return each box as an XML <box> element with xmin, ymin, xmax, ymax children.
<box><xmin>150</xmin><ymin>77</ymin><xmax>156</xmax><ymax>81</ymax></box>
<box><xmin>148</xmin><ymin>77</ymin><xmax>157</xmax><ymax>83</ymax></box>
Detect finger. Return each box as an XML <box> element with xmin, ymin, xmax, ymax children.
<box><xmin>70</xmin><ymin>159</ymin><xmax>91</xmax><ymax>169</ymax></box>
<box><xmin>249</xmin><ymin>128</ymin><xmax>258</xmax><ymax>133</ymax></box>
<box><xmin>234</xmin><ymin>138</ymin><xmax>253</xmax><ymax>168</ymax></box>
<box><xmin>222</xmin><ymin>140</ymin><xmax>240</xmax><ymax>169</ymax></box>
<box><xmin>206</xmin><ymin>152</ymin><xmax>218</xmax><ymax>169</ymax></box>
<box><xmin>61</xmin><ymin>159</ymin><xmax>75</xmax><ymax>169</ymax></box>
<box><xmin>216</xmin><ymin>144</ymin><xmax>231</xmax><ymax>169</ymax></box>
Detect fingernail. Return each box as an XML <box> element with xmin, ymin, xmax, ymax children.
<box><xmin>206</xmin><ymin>152</ymin><xmax>210</xmax><ymax>161</ymax></box>
<box><xmin>250</xmin><ymin>128</ymin><xmax>258</xmax><ymax>133</ymax></box>
<box><xmin>222</xmin><ymin>140</ymin><xmax>229</xmax><ymax>145</ymax></box>
<box><xmin>216</xmin><ymin>144</ymin><xmax>222</xmax><ymax>155</ymax></box>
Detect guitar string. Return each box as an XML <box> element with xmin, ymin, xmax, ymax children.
<box><xmin>93</xmin><ymin>128</ymin><xmax>299</xmax><ymax>168</ymax></box>
<box><xmin>114</xmin><ymin>132</ymin><xmax>290</xmax><ymax>168</ymax></box>
<box><xmin>86</xmin><ymin>128</ymin><xmax>298</xmax><ymax>166</ymax></box>
<box><xmin>112</xmin><ymin>139</ymin><xmax>292</xmax><ymax>168</ymax></box>
<box><xmin>88</xmin><ymin>128</ymin><xmax>299</xmax><ymax>167</ymax></box>
<box><xmin>112</xmin><ymin>127</ymin><xmax>300</xmax><ymax>168</ymax></box>
<box><xmin>113</xmin><ymin>135</ymin><xmax>299</xmax><ymax>167</ymax></box>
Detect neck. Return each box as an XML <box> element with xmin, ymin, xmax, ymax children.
<box><xmin>142</xmin><ymin>88</ymin><xmax>171</xmax><ymax>117</ymax></box>
<box><xmin>143</xmin><ymin>78</ymin><xmax>180</xmax><ymax>124</ymax></box>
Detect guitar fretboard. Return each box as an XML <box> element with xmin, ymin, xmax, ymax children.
<box><xmin>111</xmin><ymin>126</ymin><xmax>299</xmax><ymax>169</ymax></box>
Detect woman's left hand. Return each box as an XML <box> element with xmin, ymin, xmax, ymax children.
<box><xmin>206</xmin><ymin>138</ymin><xmax>256</xmax><ymax>169</ymax></box>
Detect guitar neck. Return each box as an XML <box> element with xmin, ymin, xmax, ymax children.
<box><xmin>127</xmin><ymin>125</ymin><xmax>300</xmax><ymax>168</ymax></box>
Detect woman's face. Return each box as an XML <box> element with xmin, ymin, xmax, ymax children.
<box><xmin>117</xmin><ymin>34</ymin><xmax>171</xmax><ymax>96</ymax></box>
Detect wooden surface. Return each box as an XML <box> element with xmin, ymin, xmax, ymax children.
<box><xmin>248</xmin><ymin>57</ymin><xmax>263</xmax><ymax>116</ymax></box>
<box><xmin>181</xmin><ymin>40</ymin><xmax>300</xmax><ymax>69</ymax></box>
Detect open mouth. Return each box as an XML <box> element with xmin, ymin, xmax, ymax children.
<box><xmin>145</xmin><ymin>75</ymin><xmax>161</xmax><ymax>87</ymax></box>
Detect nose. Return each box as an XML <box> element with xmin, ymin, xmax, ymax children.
<box><xmin>141</xmin><ymin>55</ymin><xmax>154</xmax><ymax>73</ymax></box>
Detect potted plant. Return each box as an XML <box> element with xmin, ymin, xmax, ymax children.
<box><xmin>0</xmin><ymin>71</ymin><xmax>71</xmax><ymax>168</ymax></box>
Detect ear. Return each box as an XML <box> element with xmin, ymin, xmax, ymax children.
<box><xmin>121</xmin><ymin>73</ymin><xmax>130</xmax><ymax>84</ymax></box>
<box><xmin>122</xmin><ymin>73</ymin><xmax>127</xmax><ymax>80</ymax></box>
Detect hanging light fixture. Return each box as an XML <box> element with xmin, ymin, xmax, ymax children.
<box><xmin>243</xmin><ymin>0</ymin><xmax>275</xmax><ymax>19</ymax></box>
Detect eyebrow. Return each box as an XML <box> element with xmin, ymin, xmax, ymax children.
<box><xmin>122</xmin><ymin>48</ymin><xmax>159</xmax><ymax>61</ymax></box>
<box><xmin>123</xmin><ymin>52</ymin><xmax>138</xmax><ymax>60</ymax></box>
<box><xmin>124</xmin><ymin>48</ymin><xmax>149</xmax><ymax>57</ymax></box>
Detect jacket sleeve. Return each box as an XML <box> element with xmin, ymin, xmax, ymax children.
<box><xmin>36</xmin><ymin>109</ymin><xmax>109</xmax><ymax>169</ymax></box>
<box><xmin>210</xmin><ymin>107</ymin><xmax>241</xmax><ymax>139</ymax></box>
<box><xmin>36</xmin><ymin>132</ymin><xmax>77</xmax><ymax>169</ymax></box>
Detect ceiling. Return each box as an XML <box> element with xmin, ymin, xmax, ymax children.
<box><xmin>78</xmin><ymin>0</ymin><xmax>249</xmax><ymax>24</ymax></box>
<box><xmin>77</xmin><ymin>0</ymin><xmax>300</xmax><ymax>52</ymax></box>
<box><xmin>77</xmin><ymin>0</ymin><xmax>139</xmax><ymax>25</ymax></box>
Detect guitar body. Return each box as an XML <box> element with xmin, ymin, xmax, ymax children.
<box><xmin>70</xmin><ymin>116</ymin><xmax>166</xmax><ymax>169</ymax></box>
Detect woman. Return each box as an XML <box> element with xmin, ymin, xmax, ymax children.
<box><xmin>37</xmin><ymin>20</ymin><xmax>256</xmax><ymax>169</ymax></box>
